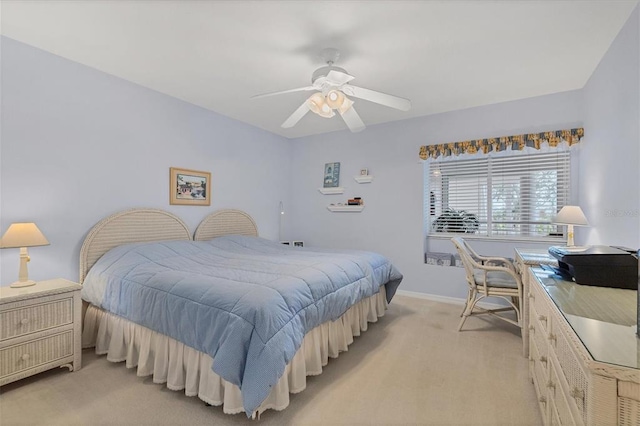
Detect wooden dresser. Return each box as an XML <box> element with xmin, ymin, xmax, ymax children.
<box><xmin>526</xmin><ymin>267</ymin><xmax>639</xmax><ymax>426</ymax></box>
<box><xmin>0</xmin><ymin>279</ymin><xmax>82</xmax><ymax>386</ymax></box>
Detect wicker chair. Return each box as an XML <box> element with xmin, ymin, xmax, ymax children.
<box><xmin>451</xmin><ymin>237</ymin><xmax>522</xmax><ymax>331</ymax></box>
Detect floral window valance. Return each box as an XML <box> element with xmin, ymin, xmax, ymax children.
<box><xmin>419</xmin><ymin>127</ymin><xmax>583</xmax><ymax>160</ymax></box>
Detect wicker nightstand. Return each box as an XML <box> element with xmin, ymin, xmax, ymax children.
<box><xmin>0</xmin><ymin>278</ymin><xmax>82</xmax><ymax>386</ymax></box>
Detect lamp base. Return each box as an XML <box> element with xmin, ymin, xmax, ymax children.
<box><xmin>10</xmin><ymin>279</ymin><xmax>37</xmax><ymax>288</ymax></box>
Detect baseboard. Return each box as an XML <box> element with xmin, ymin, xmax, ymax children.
<box><xmin>396</xmin><ymin>289</ymin><xmax>465</xmax><ymax>305</ymax></box>
<box><xmin>395</xmin><ymin>289</ymin><xmax>506</xmax><ymax>310</ymax></box>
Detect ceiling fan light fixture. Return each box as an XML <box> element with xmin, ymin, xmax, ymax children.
<box><xmin>256</xmin><ymin>48</ymin><xmax>411</xmax><ymax>131</ymax></box>
<box><xmin>307</xmin><ymin>92</ymin><xmax>334</xmax><ymax>118</ymax></box>
<box><xmin>326</xmin><ymin>89</ymin><xmax>345</xmax><ymax>109</ymax></box>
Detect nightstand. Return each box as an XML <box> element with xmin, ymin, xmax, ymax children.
<box><xmin>0</xmin><ymin>278</ymin><xmax>82</xmax><ymax>386</ymax></box>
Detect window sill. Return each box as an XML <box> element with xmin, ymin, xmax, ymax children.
<box><xmin>428</xmin><ymin>233</ymin><xmax>565</xmax><ymax>244</ymax></box>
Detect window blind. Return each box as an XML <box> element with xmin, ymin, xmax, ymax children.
<box><xmin>426</xmin><ymin>151</ymin><xmax>570</xmax><ymax>239</ymax></box>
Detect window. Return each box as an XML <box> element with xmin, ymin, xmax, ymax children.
<box><xmin>426</xmin><ymin>151</ymin><xmax>570</xmax><ymax>239</ymax></box>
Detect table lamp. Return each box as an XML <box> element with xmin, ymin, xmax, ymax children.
<box><xmin>552</xmin><ymin>206</ymin><xmax>588</xmax><ymax>247</ymax></box>
<box><xmin>0</xmin><ymin>223</ymin><xmax>50</xmax><ymax>288</ymax></box>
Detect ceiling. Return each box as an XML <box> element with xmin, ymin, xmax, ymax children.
<box><xmin>1</xmin><ymin>1</ymin><xmax>637</xmax><ymax>139</ymax></box>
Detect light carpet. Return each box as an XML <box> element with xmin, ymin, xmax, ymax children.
<box><xmin>0</xmin><ymin>295</ymin><xmax>540</xmax><ymax>425</ymax></box>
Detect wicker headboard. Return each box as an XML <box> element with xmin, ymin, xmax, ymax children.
<box><xmin>194</xmin><ymin>209</ymin><xmax>258</xmax><ymax>241</ymax></box>
<box><xmin>79</xmin><ymin>208</ymin><xmax>191</xmax><ymax>283</ymax></box>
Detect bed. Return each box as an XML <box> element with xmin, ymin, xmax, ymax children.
<box><xmin>80</xmin><ymin>208</ymin><xmax>402</xmax><ymax>418</ymax></box>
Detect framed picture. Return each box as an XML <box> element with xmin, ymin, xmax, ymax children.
<box><xmin>323</xmin><ymin>162</ymin><xmax>340</xmax><ymax>188</ymax></box>
<box><xmin>360</xmin><ymin>168</ymin><xmax>369</xmax><ymax>176</ymax></box>
<box><xmin>293</xmin><ymin>241</ymin><xmax>304</xmax><ymax>247</ymax></box>
<box><xmin>170</xmin><ymin>167</ymin><xmax>211</xmax><ymax>206</ymax></box>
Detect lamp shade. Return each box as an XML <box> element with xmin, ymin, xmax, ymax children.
<box><xmin>0</xmin><ymin>223</ymin><xmax>50</xmax><ymax>248</ymax></box>
<box><xmin>326</xmin><ymin>90</ymin><xmax>345</xmax><ymax>109</ymax></box>
<box><xmin>552</xmin><ymin>206</ymin><xmax>589</xmax><ymax>226</ymax></box>
<box><xmin>307</xmin><ymin>93</ymin><xmax>335</xmax><ymax>118</ymax></box>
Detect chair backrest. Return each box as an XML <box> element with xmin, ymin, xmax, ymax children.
<box><xmin>460</xmin><ymin>238</ymin><xmax>484</xmax><ymax>263</ymax></box>
<box><xmin>451</xmin><ymin>237</ymin><xmax>479</xmax><ymax>287</ymax></box>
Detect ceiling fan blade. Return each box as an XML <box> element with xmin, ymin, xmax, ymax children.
<box><xmin>281</xmin><ymin>101</ymin><xmax>310</xmax><ymax>128</ymax></box>
<box><xmin>342</xmin><ymin>85</ymin><xmax>411</xmax><ymax>111</ymax></box>
<box><xmin>252</xmin><ymin>86</ymin><xmax>316</xmax><ymax>99</ymax></box>
<box><xmin>339</xmin><ymin>106</ymin><xmax>366</xmax><ymax>133</ymax></box>
<box><xmin>326</xmin><ymin>69</ymin><xmax>355</xmax><ymax>85</ymax></box>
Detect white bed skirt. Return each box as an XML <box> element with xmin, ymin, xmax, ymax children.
<box><xmin>82</xmin><ymin>286</ymin><xmax>388</xmax><ymax>417</ymax></box>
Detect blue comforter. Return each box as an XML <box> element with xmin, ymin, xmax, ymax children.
<box><xmin>81</xmin><ymin>235</ymin><xmax>402</xmax><ymax>415</ymax></box>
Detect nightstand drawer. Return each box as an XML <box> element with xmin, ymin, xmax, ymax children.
<box><xmin>0</xmin><ymin>331</ymin><xmax>73</xmax><ymax>378</ymax></box>
<box><xmin>0</xmin><ymin>298</ymin><xmax>73</xmax><ymax>341</ymax></box>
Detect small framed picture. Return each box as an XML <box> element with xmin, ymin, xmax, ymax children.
<box><xmin>293</xmin><ymin>241</ymin><xmax>304</xmax><ymax>247</ymax></box>
<box><xmin>170</xmin><ymin>167</ymin><xmax>211</xmax><ymax>206</ymax></box>
<box><xmin>360</xmin><ymin>168</ymin><xmax>369</xmax><ymax>176</ymax></box>
<box><xmin>280</xmin><ymin>241</ymin><xmax>290</xmax><ymax>245</ymax></box>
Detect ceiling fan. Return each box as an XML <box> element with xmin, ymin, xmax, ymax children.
<box><xmin>252</xmin><ymin>48</ymin><xmax>411</xmax><ymax>133</ymax></box>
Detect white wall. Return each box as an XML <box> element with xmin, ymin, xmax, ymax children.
<box><xmin>580</xmin><ymin>5</ymin><xmax>640</xmax><ymax>248</ymax></box>
<box><xmin>0</xmin><ymin>37</ymin><xmax>292</xmax><ymax>285</ymax></box>
<box><xmin>289</xmin><ymin>6</ymin><xmax>640</xmax><ymax>300</ymax></box>
<box><xmin>2</xmin><ymin>6</ymin><xmax>638</xmax><ymax>298</ymax></box>
<box><xmin>289</xmin><ymin>92</ymin><xmax>583</xmax><ymax>298</ymax></box>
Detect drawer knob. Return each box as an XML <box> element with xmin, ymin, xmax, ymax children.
<box><xmin>570</xmin><ymin>387</ymin><xmax>584</xmax><ymax>401</ymax></box>
<box><xmin>538</xmin><ymin>315</ymin><xmax>547</xmax><ymax>323</ymax></box>
<box><xmin>539</xmin><ymin>396</ymin><xmax>546</xmax><ymax>404</ymax></box>
<box><xmin>528</xmin><ymin>293</ymin><xmax>534</xmax><ymax>299</ymax></box>
<box><xmin>548</xmin><ymin>333</ymin><xmax>557</xmax><ymax>343</ymax></box>
<box><xmin>539</xmin><ymin>356</ymin><xmax>547</xmax><ymax>364</ymax></box>
<box><xmin>20</xmin><ymin>318</ymin><xmax>30</xmax><ymax>325</ymax></box>
<box><xmin>21</xmin><ymin>353</ymin><xmax>30</xmax><ymax>361</ymax></box>
<box><xmin>528</xmin><ymin>325</ymin><xmax>535</xmax><ymax>332</ymax></box>
<box><xmin>546</xmin><ymin>380</ymin><xmax>556</xmax><ymax>390</ymax></box>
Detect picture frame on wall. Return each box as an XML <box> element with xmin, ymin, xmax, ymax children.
<box><xmin>323</xmin><ymin>162</ymin><xmax>340</xmax><ymax>188</ymax></box>
<box><xmin>170</xmin><ymin>167</ymin><xmax>211</xmax><ymax>206</ymax></box>
<box><xmin>293</xmin><ymin>241</ymin><xmax>304</xmax><ymax>247</ymax></box>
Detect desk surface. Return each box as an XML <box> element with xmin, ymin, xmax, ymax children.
<box><xmin>514</xmin><ymin>248</ymin><xmax>558</xmax><ymax>266</ymax></box>
<box><xmin>532</xmin><ymin>268</ymin><xmax>639</xmax><ymax>370</ymax></box>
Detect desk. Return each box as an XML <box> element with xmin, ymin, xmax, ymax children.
<box><xmin>514</xmin><ymin>248</ymin><xmax>558</xmax><ymax>358</ymax></box>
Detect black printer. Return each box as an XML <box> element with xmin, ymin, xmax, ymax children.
<box><xmin>548</xmin><ymin>245</ymin><xmax>639</xmax><ymax>290</ymax></box>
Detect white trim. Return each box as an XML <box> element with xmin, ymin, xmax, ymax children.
<box><xmin>318</xmin><ymin>187</ymin><xmax>344</xmax><ymax>195</ymax></box>
<box><xmin>396</xmin><ymin>289</ymin><xmax>464</xmax><ymax>305</ymax></box>
<box><xmin>353</xmin><ymin>175</ymin><xmax>374</xmax><ymax>184</ymax></box>
<box><xmin>428</xmin><ymin>233</ymin><xmax>563</xmax><ymax>244</ymax></box>
<box><xmin>395</xmin><ymin>289</ymin><xmax>505</xmax><ymax>309</ymax></box>
<box><xmin>327</xmin><ymin>205</ymin><xmax>364</xmax><ymax>212</ymax></box>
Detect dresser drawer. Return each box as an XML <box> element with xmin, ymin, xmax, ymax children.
<box><xmin>549</xmin><ymin>355</ymin><xmax>581</xmax><ymax>426</ymax></box>
<box><xmin>1</xmin><ymin>298</ymin><xmax>74</xmax><ymax>341</ymax></box>
<box><xmin>0</xmin><ymin>331</ymin><xmax>74</xmax><ymax>378</ymax></box>
<box><xmin>551</xmin><ymin>320</ymin><xmax>587</xmax><ymax>424</ymax></box>
<box><xmin>530</xmin><ymin>303</ymin><xmax>550</xmax><ymax>362</ymax></box>
<box><xmin>530</xmin><ymin>338</ymin><xmax>549</xmax><ymax>420</ymax></box>
<box><xmin>618</xmin><ymin>382</ymin><xmax>640</xmax><ymax>426</ymax></box>
<box><xmin>529</xmin><ymin>280</ymin><xmax>551</xmax><ymax>335</ymax></box>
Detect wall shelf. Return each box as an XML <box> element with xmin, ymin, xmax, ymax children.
<box><xmin>318</xmin><ymin>187</ymin><xmax>345</xmax><ymax>195</ymax></box>
<box><xmin>327</xmin><ymin>205</ymin><xmax>364</xmax><ymax>212</ymax></box>
<box><xmin>353</xmin><ymin>175</ymin><xmax>374</xmax><ymax>184</ymax></box>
